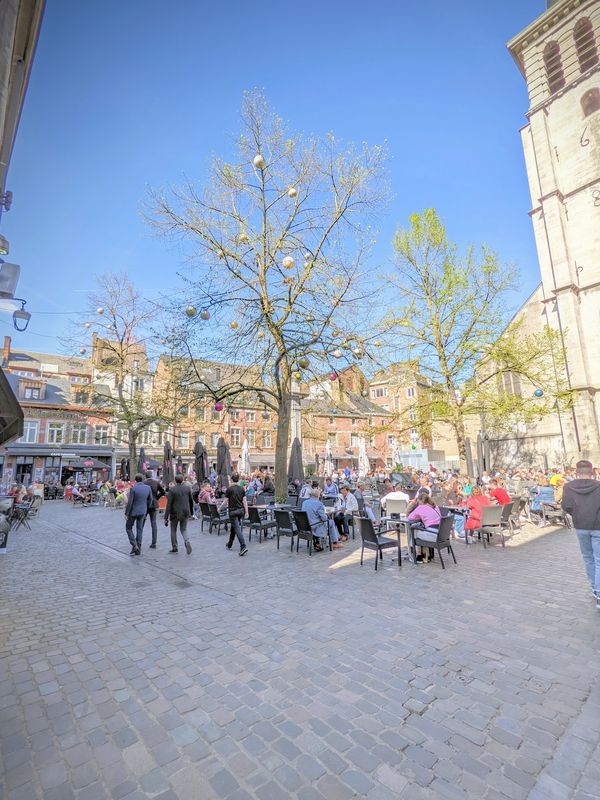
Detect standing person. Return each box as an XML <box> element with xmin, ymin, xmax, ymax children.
<box><xmin>562</xmin><ymin>460</ymin><xmax>600</xmax><ymax>608</ymax></box>
<box><xmin>164</xmin><ymin>475</ymin><xmax>193</xmax><ymax>554</ymax></box>
<box><xmin>144</xmin><ymin>470</ymin><xmax>165</xmax><ymax>549</ymax></box>
<box><xmin>225</xmin><ymin>473</ymin><xmax>248</xmax><ymax>556</ymax></box>
<box><xmin>124</xmin><ymin>473</ymin><xmax>153</xmax><ymax>556</ymax></box>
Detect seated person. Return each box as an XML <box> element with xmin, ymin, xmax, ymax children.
<box><xmin>380</xmin><ymin>484</ymin><xmax>409</xmax><ymax>512</ymax></box>
<box><xmin>354</xmin><ymin>481</ymin><xmax>376</xmax><ymax>523</ymax></box>
<box><xmin>262</xmin><ymin>472</ymin><xmax>275</xmax><ymax>494</ymax></box>
<box><xmin>488</xmin><ymin>479</ymin><xmax>511</xmax><ymax>505</ymax></box>
<box><xmin>407</xmin><ymin>490</ymin><xmax>442</xmax><ymax>543</ymax></box>
<box><xmin>198</xmin><ymin>481</ymin><xmax>214</xmax><ymax>504</ymax></box>
<box><xmin>530</xmin><ymin>478</ymin><xmax>556</xmax><ymax>525</ymax></box>
<box><xmin>465</xmin><ymin>486</ymin><xmax>493</xmax><ymax>535</ymax></box>
<box><xmin>303</xmin><ymin>488</ymin><xmax>341</xmax><ymax>551</ymax></box>
<box><xmin>334</xmin><ymin>484</ymin><xmax>359</xmax><ymax>541</ymax></box>
<box><xmin>298</xmin><ymin>478</ymin><xmax>313</xmax><ymax>503</ymax></box>
<box><xmin>322</xmin><ymin>477</ymin><xmax>339</xmax><ymax>498</ymax></box>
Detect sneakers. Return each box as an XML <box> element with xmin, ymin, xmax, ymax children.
<box><xmin>169</xmin><ymin>548</ymin><xmax>178</xmax><ymax>554</ymax></box>
<box><xmin>130</xmin><ymin>546</ymin><xmax>136</xmax><ymax>555</ymax></box>
<box><xmin>239</xmin><ymin>546</ymin><xmax>248</xmax><ymax>557</ymax></box>
<box><xmin>185</xmin><ymin>541</ymin><xmax>192</xmax><ymax>555</ymax></box>
<box><xmin>149</xmin><ymin>544</ymin><xmax>156</xmax><ymax>549</ymax></box>
<box><xmin>225</xmin><ymin>543</ymin><xmax>232</xmax><ymax>550</ymax></box>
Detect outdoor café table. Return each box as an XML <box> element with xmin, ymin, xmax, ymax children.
<box><xmin>381</xmin><ymin>515</ymin><xmax>415</xmax><ymax>563</ymax></box>
<box><xmin>444</xmin><ymin>505</ymin><xmax>471</xmax><ymax>545</ymax></box>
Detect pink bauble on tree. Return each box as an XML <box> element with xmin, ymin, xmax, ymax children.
<box><xmin>329</xmin><ymin>371</ymin><xmax>338</xmax><ymax>381</ymax></box>
<box><xmin>214</xmin><ymin>402</ymin><xmax>224</xmax><ymax>412</ymax></box>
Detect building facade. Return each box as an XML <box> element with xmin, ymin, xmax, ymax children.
<box><xmin>506</xmin><ymin>0</ymin><xmax>600</xmax><ymax>464</ymax></box>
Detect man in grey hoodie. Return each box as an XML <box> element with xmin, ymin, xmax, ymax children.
<box><xmin>562</xmin><ymin>460</ymin><xmax>600</xmax><ymax>609</ymax></box>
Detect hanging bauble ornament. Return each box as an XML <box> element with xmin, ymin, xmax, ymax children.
<box><xmin>287</xmin><ymin>186</ymin><xmax>298</xmax><ymax>198</ymax></box>
<box><xmin>374</xmin><ymin>340</ymin><xmax>382</xmax><ymax>347</ymax></box>
<box><xmin>96</xmin><ymin>307</ymin><xmax>104</xmax><ymax>315</ymax></box>
<box><xmin>272</xmin><ymin>423</ymin><xmax>278</xmax><ymax>430</ymax></box>
<box><xmin>333</xmin><ymin>349</ymin><xmax>342</xmax><ymax>358</ymax></box>
<box><xmin>185</xmin><ymin>305</ymin><xmax>197</xmax><ymax>318</ymax></box>
<box><xmin>84</xmin><ymin>322</ymin><xmax>91</xmax><ymax>329</ymax></box>
<box><xmin>306</xmin><ymin>315</ymin><xmax>314</xmax><ymax>323</ymax></box>
<box><xmin>534</xmin><ymin>388</ymin><xmax>544</xmax><ymax>398</ymax></box>
<box><xmin>253</xmin><ymin>154</ymin><xmax>266</xmax><ymax>169</ymax></box>
<box><xmin>238</xmin><ymin>232</ymin><xmax>249</xmax><ymax>243</ymax></box>
<box><xmin>282</xmin><ymin>256</ymin><xmax>294</xmax><ymax>270</ymax></box>
<box><xmin>79</xmin><ymin>347</ymin><xmax>87</xmax><ymax>355</ymax></box>
<box><xmin>214</xmin><ymin>402</ymin><xmax>224</xmax><ymax>412</ymax></box>
<box><xmin>331</xmin><ymin>330</ymin><xmax>340</xmax><ymax>338</ymax></box>
<box><xmin>257</xmin><ymin>330</ymin><xmax>265</xmax><ymax>339</ymax></box>
<box><xmin>411</xmin><ymin>444</ymin><xmax>417</xmax><ymax>450</ymax></box>
<box><xmin>353</xmin><ymin>348</ymin><xmax>363</xmax><ymax>358</ymax></box>
<box><xmin>298</xmin><ymin>357</ymin><xmax>309</xmax><ymax>369</ymax></box>
<box><xmin>329</xmin><ymin>372</ymin><xmax>338</xmax><ymax>381</ymax></box>
<box><xmin>200</xmin><ymin>373</ymin><xmax>206</xmax><ymax>381</ymax></box>
<box><xmin>303</xmin><ymin>262</ymin><xmax>310</xmax><ymax>269</ymax></box>
<box><xmin>294</xmin><ymin>371</ymin><xmax>302</xmax><ymax>381</ymax></box>
<box><xmin>331</xmin><ymin>408</ymin><xmax>338</xmax><ymax>415</ymax></box>
<box><xmin>361</xmin><ymin>389</ymin><xmax>368</xmax><ymax>397</ymax></box>
<box><xmin>304</xmin><ymin>252</ymin><xmax>311</xmax><ymax>260</ymax></box>
<box><xmin>200</xmin><ymin>309</ymin><xmax>210</xmax><ymax>321</ymax></box>
<box><xmin>230</xmin><ymin>321</ymin><xmax>238</xmax><ymax>330</ymax></box>
<box><xmin>261</xmin><ymin>411</ymin><xmax>270</xmax><ymax>420</ymax></box>
<box><xmin>342</xmin><ymin>342</ymin><xmax>351</xmax><ymax>350</ymax></box>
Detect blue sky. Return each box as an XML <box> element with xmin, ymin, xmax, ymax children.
<box><xmin>2</xmin><ymin>0</ymin><xmax>546</xmax><ymax>350</ymax></box>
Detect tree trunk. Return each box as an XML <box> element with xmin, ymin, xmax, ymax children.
<box><xmin>129</xmin><ymin>434</ymin><xmax>137</xmax><ymax>479</ymax></box>
<box><xmin>275</xmin><ymin>394</ymin><xmax>291</xmax><ymax>500</ymax></box>
<box><xmin>454</xmin><ymin>415</ymin><xmax>468</xmax><ymax>475</ymax></box>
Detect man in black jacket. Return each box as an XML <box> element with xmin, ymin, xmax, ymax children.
<box><xmin>562</xmin><ymin>460</ymin><xmax>600</xmax><ymax>609</ymax></box>
<box><xmin>144</xmin><ymin>470</ymin><xmax>165</xmax><ymax>549</ymax></box>
<box><xmin>164</xmin><ymin>475</ymin><xmax>193</xmax><ymax>554</ymax></box>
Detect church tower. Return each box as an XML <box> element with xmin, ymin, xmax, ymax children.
<box><xmin>508</xmin><ymin>0</ymin><xmax>600</xmax><ymax>462</ymax></box>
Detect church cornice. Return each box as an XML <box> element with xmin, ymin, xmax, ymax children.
<box><xmin>507</xmin><ymin>0</ymin><xmax>587</xmax><ymax>75</ymax></box>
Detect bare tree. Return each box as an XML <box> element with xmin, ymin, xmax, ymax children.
<box><xmin>387</xmin><ymin>209</ymin><xmax>570</xmax><ymax>467</ymax></box>
<box><xmin>151</xmin><ymin>91</ymin><xmax>387</xmax><ymax>497</ymax></box>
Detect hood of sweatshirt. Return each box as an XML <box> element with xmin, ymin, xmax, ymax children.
<box><xmin>565</xmin><ymin>479</ymin><xmax>600</xmax><ymax>496</ymax></box>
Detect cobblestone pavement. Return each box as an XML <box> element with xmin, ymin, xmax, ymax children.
<box><xmin>1</xmin><ymin>502</ymin><xmax>599</xmax><ymax>800</ymax></box>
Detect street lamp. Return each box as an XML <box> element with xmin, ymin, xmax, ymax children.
<box><xmin>12</xmin><ymin>300</ymin><xmax>31</xmax><ymax>332</ymax></box>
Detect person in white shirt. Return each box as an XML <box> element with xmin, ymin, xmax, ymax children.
<box><xmin>334</xmin><ymin>485</ymin><xmax>359</xmax><ymax>540</ymax></box>
<box><xmin>380</xmin><ymin>487</ymin><xmax>409</xmax><ymax>511</ymax></box>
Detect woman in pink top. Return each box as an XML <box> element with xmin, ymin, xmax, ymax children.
<box><xmin>407</xmin><ymin>490</ymin><xmax>441</xmax><ymax>543</ymax></box>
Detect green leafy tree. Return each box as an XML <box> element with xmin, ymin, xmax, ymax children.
<box><xmin>387</xmin><ymin>209</ymin><xmax>570</xmax><ymax>468</ymax></box>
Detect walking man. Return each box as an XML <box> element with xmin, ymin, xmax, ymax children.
<box><xmin>562</xmin><ymin>460</ymin><xmax>600</xmax><ymax>608</ymax></box>
<box><xmin>125</xmin><ymin>473</ymin><xmax>153</xmax><ymax>556</ymax></box>
<box><xmin>144</xmin><ymin>470</ymin><xmax>165</xmax><ymax>549</ymax></box>
<box><xmin>164</xmin><ymin>475</ymin><xmax>193</xmax><ymax>554</ymax></box>
<box><xmin>225</xmin><ymin>473</ymin><xmax>248</xmax><ymax>556</ymax></box>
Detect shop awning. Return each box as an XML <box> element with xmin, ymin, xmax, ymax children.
<box><xmin>63</xmin><ymin>458</ymin><xmax>110</xmax><ymax>471</ymax></box>
<box><xmin>0</xmin><ymin>367</ymin><xmax>23</xmax><ymax>445</ymax></box>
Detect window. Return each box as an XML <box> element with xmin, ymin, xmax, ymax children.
<box><xmin>230</xmin><ymin>428</ymin><xmax>241</xmax><ymax>447</ymax></box>
<box><xmin>544</xmin><ymin>42</ymin><xmax>565</xmax><ymax>94</ymax></box>
<box><xmin>194</xmin><ymin>432</ymin><xmax>205</xmax><ymax>444</ymax></box>
<box><xmin>581</xmin><ymin>88</ymin><xmax>600</xmax><ymax>117</ymax></box>
<box><xmin>369</xmin><ymin>436</ymin><xmax>375</xmax><ymax>447</ymax></box>
<box><xmin>215</xmin><ymin>367</ymin><xmax>221</xmax><ymax>382</ymax></box>
<box><xmin>195</xmin><ymin>407</ymin><xmax>205</xmax><ymax>421</ymax></box>
<box><xmin>328</xmin><ymin>432</ymin><xmax>337</xmax><ymax>444</ymax></box>
<box><xmin>408</xmin><ymin>407</ymin><xmax>417</xmax><ymax>421</ymax></box>
<box><xmin>70</xmin><ymin>375</ymin><xmax>88</xmax><ymax>384</ymax></box>
<box><xmin>350</xmin><ymin>433</ymin><xmax>359</xmax><ymax>448</ymax></box>
<box><xmin>117</xmin><ymin>425</ymin><xmax>128</xmax><ymax>444</ymax></box>
<box><xmin>211</xmin><ymin>409</ymin><xmax>220</xmax><ymax>421</ymax></box>
<box><xmin>387</xmin><ymin>435</ymin><xmax>396</xmax><ymax>446</ymax></box>
<box><xmin>177</xmin><ymin>432</ymin><xmax>190</xmax><ymax>449</ymax></box>
<box><xmin>47</xmin><ymin>423</ymin><xmax>65</xmax><ymax>444</ymax></box>
<box><xmin>74</xmin><ymin>391</ymin><xmax>88</xmax><ymax>405</ymax></box>
<box><xmin>372</xmin><ymin>387</ymin><xmax>388</xmax><ymax>398</ymax></box>
<box><xmin>246</xmin><ymin>411</ymin><xmax>255</xmax><ymax>422</ymax></box>
<box><xmin>15</xmin><ymin>370</ymin><xmax>35</xmax><ymax>377</ymax></box>
<box><xmin>179</xmin><ymin>406</ymin><xmax>189</xmax><ymax>417</ymax></box>
<box><xmin>133</xmin><ymin>360</ymin><xmax>140</xmax><ymax>370</ymax></box>
<box><xmin>230</xmin><ymin>409</ymin><xmax>240</xmax><ymax>421</ymax></box>
<box><xmin>351</xmin><ymin>418</ymin><xmax>358</xmax><ymax>426</ymax></box>
<box><xmin>210</xmin><ymin>432</ymin><xmax>219</xmax><ymax>448</ymax></box>
<box><xmin>20</xmin><ymin>420</ymin><xmax>39</xmax><ymax>444</ymax></box>
<box><xmin>247</xmin><ymin>429</ymin><xmax>256</xmax><ymax>447</ymax></box>
<box><xmin>95</xmin><ymin>425</ymin><xmax>109</xmax><ymax>444</ymax></box>
<box><xmin>380</xmin><ymin>419</ymin><xmax>386</xmax><ymax>426</ymax></box>
<box><xmin>574</xmin><ymin>18</ymin><xmax>598</xmax><ymax>73</ymax></box>
<box><xmin>406</xmin><ymin>387</ymin><xmax>415</xmax><ymax>398</ymax></box>
<box><xmin>262</xmin><ymin>430</ymin><xmax>272</xmax><ymax>448</ymax></box>
<box><xmin>133</xmin><ymin>378</ymin><xmax>145</xmax><ymax>392</ymax></box>
<box><xmin>368</xmin><ymin>417</ymin><xmax>373</xmax><ymax>426</ymax></box>
<box><xmin>329</xmin><ymin>417</ymin><xmax>334</xmax><ymax>425</ymax></box>
<box><xmin>71</xmin><ymin>424</ymin><xmax>87</xmax><ymax>444</ymax></box>
<box><xmin>24</xmin><ymin>387</ymin><xmax>40</xmax><ymax>400</ymax></box>
<box><xmin>140</xmin><ymin>430</ymin><xmax>151</xmax><ymax>445</ymax></box>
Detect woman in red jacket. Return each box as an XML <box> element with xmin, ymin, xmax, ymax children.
<box><xmin>466</xmin><ymin>486</ymin><xmax>493</xmax><ymax>532</ymax></box>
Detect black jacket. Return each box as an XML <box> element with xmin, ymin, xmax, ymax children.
<box><xmin>165</xmin><ymin>483</ymin><xmax>194</xmax><ymax>522</ymax></box>
<box><xmin>562</xmin><ymin>479</ymin><xmax>600</xmax><ymax>529</ymax></box>
<box><xmin>144</xmin><ymin>478</ymin><xmax>165</xmax><ymax>502</ymax></box>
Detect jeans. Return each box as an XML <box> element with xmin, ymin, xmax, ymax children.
<box><xmin>170</xmin><ymin>517</ymin><xmax>189</xmax><ymax>549</ymax></box>
<box><xmin>145</xmin><ymin>507</ymin><xmax>158</xmax><ymax>545</ymax></box>
<box><xmin>227</xmin><ymin>510</ymin><xmax>246</xmax><ymax>549</ymax></box>
<box><xmin>576</xmin><ymin>529</ymin><xmax>600</xmax><ymax>596</ymax></box>
<box><xmin>126</xmin><ymin>515</ymin><xmax>145</xmax><ymax>548</ymax></box>
<box><xmin>453</xmin><ymin>513</ymin><xmax>466</xmax><ymax>537</ymax></box>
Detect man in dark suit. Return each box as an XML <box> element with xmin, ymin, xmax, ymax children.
<box><xmin>164</xmin><ymin>474</ymin><xmax>193</xmax><ymax>554</ymax></box>
<box><xmin>125</xmin><ymin>473</ymin><xmax>153</xmax><ymax>555</ymax></box>
<box><xmin>143</xmin><ymin>470</ymin><xmax>165</xmax><ymax>549</ymax></box>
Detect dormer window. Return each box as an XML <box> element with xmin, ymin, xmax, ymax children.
<box><xmin>574</xmin><ymin>18</ymin><xmax>598</xmax><ymax>73</ymax></box>
<box><xmin>24</xmin><ymin>387</ymin><xmax>40</xmax><ymax>400</ymax></box>
<box><xmin>544</xmin><ymin>42</ymin><xmax>565</xmax><ymax>94</ymax></box>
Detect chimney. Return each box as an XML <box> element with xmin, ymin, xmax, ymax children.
<box><xmin>2</xmin><ymin>335</ymin><xmax>10</xmax><ymax>367</ymax></box>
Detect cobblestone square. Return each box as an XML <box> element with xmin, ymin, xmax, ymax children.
<box><xmin>1</xmin><ymin>503</ymin><xmax>599</xmax><ymax>799</ymax></box>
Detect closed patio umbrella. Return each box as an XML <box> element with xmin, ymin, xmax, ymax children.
<box><xmin>238</xmin><ymin>438</ymin><xmax>250</xmax><ymax>476</ymax></box>
<box><xmin>216</xmin><ymin>436</ymin><xmax>231</xmax><ymax>489</ymax></box>
<box><xmin>193</xmin><ymin>440</ymin><xmax>208</xmax><ymax>481</ymax></box>
<box><xmin>358</xmin><ymin>437</ymin><xmax>370</xmax><ymax>477</ymax></box>
<box><xmin>324</xmin><ymin>439</ymin><xmax>334</xmax><ymax>477</ymax></box>
<box><xmin>163</xmin><ymin>440</ymin><xmax>174</xmax><ymax>484</ymax></box>
<box><xmin>176</xmin><ymin>455</ymin><xmax>183</xmax><ymax>474</ymax></box>
<box><xmin>120</xmin><ymin>457</ymin><xmax>129</xmax><ymax>481</ymax></box>
<box><xmin>137</xmin><ymin>447</ymin><xmax>146</xmax><ymax>476</ymax></box>
<box><xmin>287</xmin><ymin>437</ymin><xmax>304</xmax><ymax>484</ymax></box>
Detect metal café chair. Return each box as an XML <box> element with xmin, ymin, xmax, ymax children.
<box><xmin>356</xmin><ymin>516</ymin><xmax>401</xmax><ymax>571</ymax></box>
<box><xmin>474</xmin><ymin>505</ymin><xmax>504</xmax><ymax>548</ymax></box>
<box><xmin>274</xmin><ymin>509</ymin><xmax>296</xmax><ymax>551</ymax></box>
<box><xmin>412</xmin><ymin>516</ymin><xmax>457</xmax><ymax>569</ymax></box>
<box><xmin>291</xmin><ymin>510</ymin><xmax>332</xmax><ymax>555</ymax></box>
<box><xmin>247</xmin><ymin>506</ymin><xmax>277</xmax><ymax>543</ymax></box>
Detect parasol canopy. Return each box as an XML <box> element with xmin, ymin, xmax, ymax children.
<box><xmin>324</xmin><ymin>439</ymin><xmax>334</xmax><ymax>477</ymax></box>
<box><xmin>163</xmin><ymin>440</ymin><xmax>174</xmax><ymax>484</ymax></box>
<box><xmin>120</xmin><ymin>457</ymin><xmax>129</xmax><ymax>481</ymax></box>
<box><xmin>216</xmin><ymin>436</ymin><xmax>231</xmax><ymax>489</ymax></box>
<box><xmin>358</xmin><ymin>437</ymin><xmax>370</xmax><ymax>477</ymax></box>
<box><xmin>238</xmin><ymin>439</ymin><xmax>250</xmax><ymax>476</ymax></box>
<box><xmin>287</xmin><ymin>437</ymin><xmax>304</xmax><ymax>484</ymax></box>
<box><xmin>137</xmin><ymin>447</ymin><xmax>146</xmax><ymax>476</ymax></box>
<box><xmin>193</xmin><ymin>440</ymin><xmax>208</xmax><ymax>481</ymax></box>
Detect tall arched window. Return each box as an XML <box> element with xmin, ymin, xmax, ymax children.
<box><xmin>574</xmin><ymin>18</ymin><xmax>599</xmax><ymax>72</ymax></box>
<box><xmin>544</xmin><ymin>42</ymin><xmax>565</xmax><ymax>94</ymax></box>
